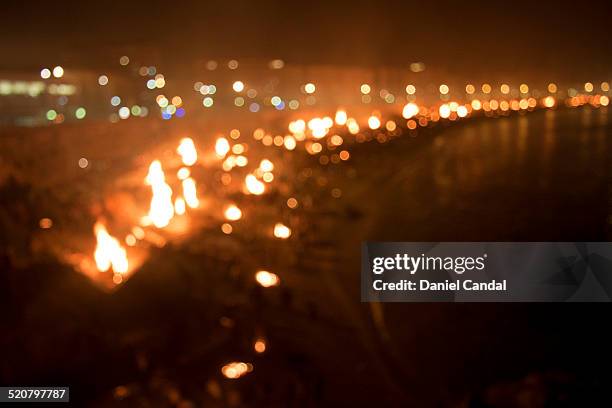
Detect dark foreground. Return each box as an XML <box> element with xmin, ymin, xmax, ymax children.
<box><xmin>1</xmin><ymin>107</ymin><xmax>612</xmax><ymax>407</ymax></box>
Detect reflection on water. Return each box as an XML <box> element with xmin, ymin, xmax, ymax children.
<box><xmin>337</xmin><ymin>107</ymin><xmax>611</xmax><ymax>242</ymax></box>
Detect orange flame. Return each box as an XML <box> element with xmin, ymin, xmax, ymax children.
<box><xmin>245</xmin><ymin>174</ymin><xmax>265</xmax><ymax>195</ymax></box>
<box><xmin>145</xmin><ymin>160</ymin><xmax>174</xmax><ymax>228</ymax></box>
<box><xmin>93</xmin><ymin>222</ymin><xmax>128</xmax><ymax>274</ymax></box>
<box><xmin>182</xmin><ymin>177</ymin><xmax>199</xmax><ymax>208</ymax></box>
<box><xmin>177</xmin><ymin>137</ymin><xmax>198</xmax><ymax>166</ymax></box>
<box><xmin>215</xmin><ymin>137</ymin><xmax>230</xmax><ymax>158</ymax></box>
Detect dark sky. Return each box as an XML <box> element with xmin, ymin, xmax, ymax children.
<box><xmin>2</xmin><ymin>0</ymin><xmax>611</xmax><ymax>77</ymax></box>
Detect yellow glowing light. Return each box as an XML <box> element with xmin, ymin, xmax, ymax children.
<box><xmin>330</xmin><ymin>135</ymin><xmax>343</xmax><ymax>146</ymax></box>
<box><xmin>52</xmin><ymin>66</ymin><xmax>64</xmax><ymax>78</ymax></box>
<box><xmin>360</xmin><ymin>84</ymin><xmax>371</xmax><ymax>94</ymax></box>
<box><xmin>519</xmin><ymin>84</ymin><xmax>529</xmax><ymax>94</ymax></box>
<box><xmin>439</xmin><ymin>104</ymin><xmax>451</xmax><ymax>118</ymax></box>
<box><xmin>368</xmin><ymin>116</ymin><xmax>381</xmax><ymax>130</ymax></box>
<box><xmin>224</xmin><ymin>204</ymin><xmax>242</xmax><ymax>221</ymax></box>
<box><xmin>177</xmin><ymin>167</ymin><xmax>190</xmax><ymax>180</ymax></box>
<box><xmin>182</xmin><ymin>177</ymin><xmax>199</xmax><ymax>208</ymax></box>
<box><xmin>347</xmin><ymin>118</ymin><xmax>360</xmax><ymax>134</ymax></box>
<box><xmin>255</xmin><ymin>270</ymin><xmax>280</xmax><ymax>287</ymax></box>
<box><xmin>457</xmin><ymin>105</ymin><xmax>468</xmax><ymax>118</ymax></box>
<box><xmin>93</xmin><ymin>222</ymin><xmax>128</xmax><ymax>274</ymax></box>
<box><xmin>245</xmin><ymin>174</ymin><xmax>265</xmax><ymax>195</ymax></box>
<box><xmin>402</xmin><ymin>102</ymin><xmax>419</xmax><ymax>119</ymax></box>
<box><xmin>177</xmin><ymin>137</ymin><xmax>198</xmax><ymax>166</ymax></box>
<box><xmin>543</xmin><ymin>96</ymin><xmax>556</xmax><ymax>108</ymax></box>
<box><xmin>221</xmin><ymin>362</ymin><xmax>252</xmax><ymax>379</ymax></box>
<box><xmin>174</xmin><ymin>197</ymin><xmax>186</xmax><ymax>215</ymax></box>
<box><xmin>482</xmin><ymin>84</ymin><xmax>492</xmax><ymax>94</ymax></box>
<box><xmin>289</xmin><ymin>119</ymin><xmax>306</xmax><ymax>134</ymax></box>
<box><xmin>584</xmin><ymin>82</ymin><xmax>594</xmax><ymax>92</ymax></box>
<box><xmin>439</xmin><ymin>84</ymin><xmax>449</xmax><ymax>95</ymax></box>
<box><xmin>215</xmin><ymin>137</ymin><xmax>230</xmax><ymax>158</ymax></box>
<box><xmin>259</xmin><ymin>159</ymin><xmax>274</xmax><ymax>172</ymax></box>
<box><xmin>600</xmin><ymin>96</ymin><xmax>609</xmax><ymax>106</ymax></box>
<box><xmin>221</xmin><ymin>223</ymin><xmax>233</xmax><ymax>234</ymax></box>
<box><xmin>232</xmin><ymin>81</ymin><xmax>245</xmax><ymax>92</ymax></box>
<box><xmin>335</xmin><ymin>109</ymin><xmax>348</xmax><ymax>125</ymax></box>
<box><xmin>405</xmin><ymin>84</ymin><xmax>416</xmax><ymax>95</ymax></box>
<box><xmin>500</xmin><ymin>84</ymin><xmax>510</xmax><ymax>94</ymax></box>
<box><xmin>465</xmin><ymin>84</ymin><xmax>475</xmax><ymax>94</ymax></box>
<box><xmin>548</xmin><ymin>83</ymin><xmax>558</xmax><ymax>93</ymax></box>
<box><xmin>254</xmin><ymin>339</ymin><xmax>266</xmax><ymax>353</ymax></box>
<box><xmin>273</xmin><ymin>223</ymin><xmax>291</xmax><ymax>239</ymax></box>
<box><xmin>304</xmin><ymin>83</ymin><xmax>316</xmax><ymax>94</ymax></box>
<box><xmin>284</xmin><ymin>135</ymin><xmax>297</xmax><ymax>150</ymax></box>
<box><xmin>471</xmin><ymin>99</ymin><xmax>482</xmax><ymax>110</ymax></box>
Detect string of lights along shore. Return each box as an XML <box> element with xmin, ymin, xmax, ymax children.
<box><xmin>29</xmin><ymin>55</ymin><xmax>611</xmax><ymax>385</ymax></box>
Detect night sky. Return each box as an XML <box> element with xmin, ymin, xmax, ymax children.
<box><xmin>2</xmin><ymin>0</ymin><xmax>611</xmax><ymax>78</ymax></box>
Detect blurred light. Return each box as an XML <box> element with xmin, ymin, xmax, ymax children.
<box><xmin>259</xmin><ymin>159</ymin><xmax>274</xmax><ymax>172</ymax></box>
<box><xmin>174</xmin><ymin>198</ymin><xmax>186</xmax><ymax>215</ymax></box>
<box><xmin>221</xmin><ymin>223</ymin><xmax>233</xmax><ymax>234</ymax></box>
<box><xmin>46</xmin><ymin>109</ymin><xmax>57</xmax><ymax>121</ymax></box>
<box><xmin>519</xmin><ymin>83</ymin><xmax>529</xmax><ymax>94</ymax></box>
<box><xmin>39</xmin><ymin>218</ymin><xmax>53</xmax><ymax>229</ymax></box>
<box><xmin>232</xmin><ymin>81</ymin><xmax>245</xmax><ymax>92</ymax></box>
<box><xmin>255</xmin><ymin>270</ymin><xmax>280</xmax><ymax>287</ymax></box>
<box><xmin>228</xmin><ymin>59</ymin><xmax>239</xmax><ymax>69</ymax></box>
<box><xmin>203</xmin><ymin>97</ymin><xmax>214</xmax><ymax>107</ymax></box>
<box><xmin>40</xmin><ymin>68</ymin><xmax>51</xmax><ymax>79</ymax></box>
<box><xmin>360</xmin><ymin>84</ymin><xmax>371</xmax><ymax>94</ymax></box>
<box><xmin>543</xmin><ymin>96</ymin><xmax>556</xmax><ymax>108</ymax></box>
<box><xmin>75</xmin><ymin>107</ymin><xmax>86</xmax><ymax>119</ymax></box>
<box><xmin>405</xmin><ymin>84</ymin><xmax>416</xmax><ymax>95</ymax></box>
<box><xmin>98</xmin><ymin>75</ymin><xmax>109</xmax><ymax>86</ymax></box>
<box><xmin>269</xmin><ymin>59</ymin><xmax>285</xmax><ymax>69</ymax></box>
<box><xmin>402</xmin><ymin>102</ymin><xmax>419</xmax><ymax>119</ymax></box>
<box><xmin>274</xmin><ymin>222</ymin><xmax>291</xmax><ymax>239</ymax></box>
<box><xmin>119</xmin><ymin>56</ymin><xmax>130</xmax><ymax>66</ymax></box>
<box><xmin>224</xmin><ymin>204</ymin><xmax>242</xmax><ymax>221</ymax></box>
<box><xmin>547</xmin><ymin>83</ymin><xmax>557</xmax><ymax>93</ymax></box>
<box><xmin>215</xmin><ymin>137</ymin><xmax>230</xmax><ymax>158</ymax></box>
<box><xmin>287</xmin><ymin>197</ymin><xmax>298</xmax><ymax>208</ymax></box>
<box><xmin>304</xmin><ymin>83</ymin><xmax>316</xmax><ymax>94</ymax></box>
<box><xmin>177</xmin><ymin>137</ymin><xmax>197</xmax><ymax>166</ymax></box>
<box><xmin>335</xmin><ymin>109</ymin><xmax>348</xmax><ymax>125</ymax></box>
<box><xmin>221</xmin><ymin>362</ymin><xmax>251</xmax><ymax>379</ymax></box>
<box><xmin>245</xmin><ymin>174</ymin><xmax>265</xmax><ymax>195</ymax></box>
<box><xmin>254</xmin><ymin>339</ymin><xmax>266</xmax><ymax>353</ymax></box>
<box><xmin>584</xmin><ymin>82</ymin><xmax>594</xmax><ymax>92</ymax></box>
<box><xmin>368</xmin><ymin>115</ymin><xmax>381</xmax><ymax>130</ymax></box>
<box><xmin>439</xmin><ymin>84</ymin><xmax>449</xmax><ymax>95</ymax></box>
<box><xmin>52</xmin><ymin>66</ymin><xmax>64</xmax><ymax>78</ymax></box>
<box><xmin>439</xmin><ymin>104</ymin><xmax>451</xmax><ymax>118</ymax></box>
<box><xmin>182</xmin><ymin>177</ymin><xmax>199</xmax><ymax>208</ymax></box>
<box><xmin>465</xmin><ymin>84</ymin><xmax>475</xmax><ymax>94</ymax></box>
<box><xmin>118</xmin><ymin>107</ymin><xmax>130</xmax><ymax>119</ymax></box>
<box><xmin>457</xmin><ymin>105</ymin><xmax>468</xmax><ymax>117</ymax></box>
